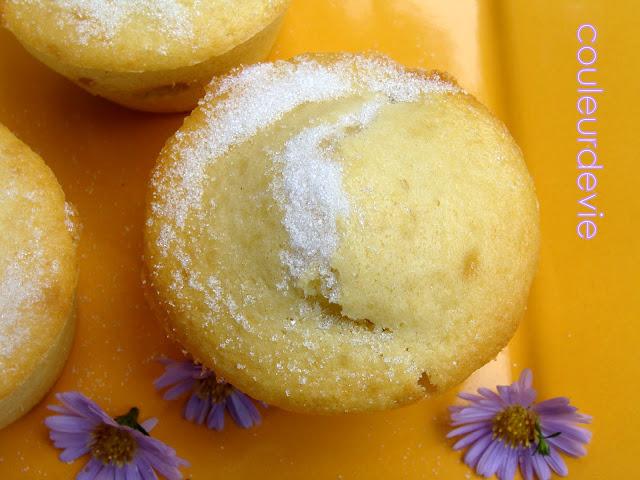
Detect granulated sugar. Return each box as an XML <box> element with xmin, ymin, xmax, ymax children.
<box><xmin>154</xmin><ymin>60</ymin><xmax>352</xmax><ymax>231</ymax></box>
<box><xmin>152</xmin><ymin>54</ymin><xmax>458</xmax><ymax>265</ymax></box>
<box><xmin>0</xmin><ymin>252</ymin><xmax>44</xmax><ymax>360</ymax></box>
<box><xmin>148</xmin><ymin>54</ymin><xmax>460</xmax><ymax>396</ymax></box>
<box><xmin>0</xmin><ymin>191</ymin><xmax>48</xmax><ymax>364</ymax></box>
<box><xmin>271</xmin><ymin>100</ymin><xmax>384</xmax><ymax>301</ymax></box>
<box><xmin>149</xmin><ymin>53</ymin><xmax>460</xmax><ymax>325</ymax></box>
<box><xmin>16</xmin><ymin>0</ymin><xmax>195</xmax><ymax>45</ymax></box>
<box><xmin>0</xmin><ymin>180</ymin><xmax>63</xmax><ymax>368</ymax></box>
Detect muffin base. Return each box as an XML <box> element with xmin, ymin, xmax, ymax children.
<box><xmin>0</xmin><ymin>306</ymin><xmax>75</xmax><ymax>429</ymax></box>
<box><xmin>144</xmin><ymin>53</ymin><xmax>540</xmax><ymax>413</ymax></box>
<box><xmin>19</xmin><ymin>14</ymin><xmax>285</xmax><ymax>113</ymax></box>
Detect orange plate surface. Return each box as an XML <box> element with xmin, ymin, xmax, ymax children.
<box><xmin>0</xmin><ymin>0</ymin><xmax>639</xmax><ymax>478</ymax></box>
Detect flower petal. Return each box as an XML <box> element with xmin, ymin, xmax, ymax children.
<box><xmin>545</xmin><ymin>447</ymin><xmax>569</xmax><ymax>476</ymax></box>
<box><xmin>458</xmin><ymin>392</ymin><xmax>484</xmax><ymax>402</ymax></box>
<box><xmin>154</xmin><ymin>368</ymin><xmax>196</xmax><ymax>390</ymax></box>
<box><xmin>533</xmin><ymin>397</ymin><xmax>571</xmax><ymax>414</ymax></box>
<box><xmin>238</xmin><ymin>393</ymin><xmax>262</xmax><ymax>424</ymax></box>
<box><xmin>519</xmin><ymin>452</ymin><xmax>535</xmax><ymax>480</ymax></box>
<box><xmin>453</xmin><ymin>427</ymin><xmax>491</xmax><ymax>451</ymax></box>
<box><xmin>50</xmin><ymin>431</ymin><xmax>91</xmax><ymax>449</ymax></box>
<box><xmin>113</xmin><ymin>466</ymin><xmax>127</xmax><ymax>480</ymax></box>
<box><xmin>509</xmin><ymin>371</ymin><xmax>537</xmax><ymax>407</ymax></box>
<box><xmin>476</xmin><ymin>438</ymin><xmax>506</xmax><ymax>478</ymax></box>
<box><xmin>135</xmin><ymin>434</ymin><xmax>188</xmax><ymax>480</ymax></box>
<box><xmin>124</xmin><ymin>462</ymin><xmax>140</xmax><ymax>480</ymax></box>
<box><xmin>514</xmin><ymin>388</ymin><xmax>537</xmax><ymax>407</ymax></box>
<box><xmin>540</xmin><ymin>411</ymin><xmax>591</xmax><ymax>424</ymax></box>
<box><xmin>227</xmin><ymin>392</ymin><xmax>260</xmax><ymax>428</ymax></box>
<box><xmin>451</xmin><ymin>407</ymin><xmax>499</xmax><ymax>424</ymax></box>
<box><xmin>478</xmin><ymin>387</ymin><xmax>506</xmax><ymax>405</ymax></box>
<box><xmin>54</xmin><ymin>392</ymin><xmax>114</xmax><ymax>425</ymax></box>
<box><xmin>463</xmin><ymin>432</ymin><xmax>493</xmax><ymax>469</ymax></box>
<box><xmin>497</xmin><ymin>385</ymin><xmax>514</xmax><ymax>405</ymax></box>
<box><xmin>140</xmin><ymin>418</ymin><xmax>158</xmax><ymax>433</ymax></box>
<box><xmin>547</xmin><ymin>435</ymin><xmax>587</xmax><ymax>457</ymax></box>
<box><xmin>95</xmin><ymin>464</ymin><xmax>117</xmax><ymax>480</ymax></box>
<box><xmin>162</xmin><ymin>380</ymin><xmax>194</xmax><ymax>401</ymax></box>
<box><xmin>518</xmin><ymin>369</ymin><xmax>533</xmax><ymax>390</ymax></box>
<box><xmin>447</xmin><ymin>421</ymin><xmax>491</xmax><ymax>439</ymax></box>
<box><xmin>59</xmin><ymin>444</ymin><xmax>90</xmax><ymax>463</ymax></box>
<box><xmin>134</xmin><ymin>455</ymin><xmax>159</xmax><ymax>480</ymax></box>
<box><xmin>540</xmin><ymin>419</ymin><xmax>592</xmax><ymax>444</ymax></box>
<box><xmin>497</xmin><ymin>445</ymin><xmax>518</xmax><ymax>480</ymax></box>
<box><xmin>183</xmin><ymin>394</ymin><xmax>209</xmax><ymax>425</ymax></box>
<box><xmin>154</xmin><ymin>358</ymin><xmax>205</xmax><ymax>391</ymax></box>
<box><xmin>134</xmin><ymin>432</ymin><xmax>189</xmax><ymax>469</ymax></box>
<box><xmin>206</xmin><ymin>403</ymin><xmax>225</xmax><ymax>431</ymax></box>
<box><xmin>77</xmin><ymin>458</ymin><xmax>104</xmax><ymax>480</ymax></box>
<box><xmin>138</xmin><ymin>451</ymin><xmax>184</xmax><ymax>480</ymax></box>
<box><xmin>45</xmin><ymin>415</ymin><xmax>98</xmax><ymax>434</ymax></box>
<box><xmin>532</xmin><ymin>452</ymin><xmax>552</xmax><ymax>480</ymax></box>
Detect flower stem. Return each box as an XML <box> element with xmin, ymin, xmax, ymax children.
<box><xmin>115</xmin><ymin>407</ymin><xmax>150</xmax><ymax>436</ymax></box>
<box><xmin>534</xmin><ymin>421</ymin><xmax>561</xmax><ymax>456</ymax></box>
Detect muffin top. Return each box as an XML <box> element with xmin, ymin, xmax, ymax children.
<box><xmin>2</xmin><ymin>0</ymin><xmax>289</xmax><ymax>71</ymax></box>
<box><xmin>145</xmin><ymin>53</ymin><xmax>539</xmax><ymax>413</ymax></box>
<box><xmin>0</xmin><ymin>124</ymin><xmax>78</xmax><ymax>399</ymax></box>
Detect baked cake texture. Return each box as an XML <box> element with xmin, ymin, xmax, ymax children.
<box><xmin>0</xmin><ymin>124</ymin><xmax>79</xmax><ymax>428</ymax></box>
<box><xmin>3</xmin><ymin>0</ymin><xmax>290</xmax><ymax>112</ymax></box>
<box><xmin>144</xmin><ymin>53</ymin><xmax>540</xmax><ymax>413</ymax></box>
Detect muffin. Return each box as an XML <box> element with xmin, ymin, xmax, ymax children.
<box><xmin>2</xmin><ymin>0</ymin><xmax>290</xmax><ymax>112</ymax></box>
<box><xmin>0</xmin><ymin>124</ymin><xmax>79</xmax><ymax>428</ymax></box>
<box><xmin>144</xmin><ymin>53</ymin><xmax>539</xmax><ymax>413</ymax></box>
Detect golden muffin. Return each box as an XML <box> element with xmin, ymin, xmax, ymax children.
<box><xmin>2</xmin><ymin>0</ymin><xmax>290</xmax><ymax>112</ymax></box>
<box><xmin>0</xmin><ymin>124</ymin><xmax>79</xmax><ymax>428</ymax></box>
<box><xmin>145</xmin><ymin>53</ymin><xmax>539</xmax><ymax>413</ymax></box>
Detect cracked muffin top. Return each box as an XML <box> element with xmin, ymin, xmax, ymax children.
<box><xmin>144</xmin><ymin>53</ymin><xmax>539</xmax><ymax>413</ymax></box>
<box><xmin>2</xmin><ymin>0</ymin><xmax>289</xmax><ymax>71</ymax></box>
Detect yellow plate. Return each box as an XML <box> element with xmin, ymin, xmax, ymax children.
<box><xmin>0</xmin><ymin>0</ymin><xmax>637</xmax><ymax>478</ymax></box>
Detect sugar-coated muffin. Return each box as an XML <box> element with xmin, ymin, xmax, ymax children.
<box><xmin>144</xmin><ymin>53</ymin><xmax>539</xmax><ymax>413</ymax></box>
<box><xmin>0</xmin><ymin>124</ymin><xmax>79</xmax><ymax>428</ymax></box>
<box><xmin>2</xmin><ymin>0</ymin><xmax>290</xmax><ymax>112</ymax></box>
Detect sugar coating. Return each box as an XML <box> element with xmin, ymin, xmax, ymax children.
<box><xmin>0</xmin><ymin>252</ymin><xmax>45</xmax><ymax>361</ymax></box>
<box><xmin>271</xmin><ymin>99</ymin><xmax>384</xmax><ymax>302</ymax></box>
<box><xmin>64</xmin><ymin>201</ymin><xmax>82</xmax><ymax>242</ymax></box>
<box><xmin>145</xmin><ymin>53</ymin><xmax>543</xmax><ymax>414</ymax></box>
<box><xmin>14</xmin><ymin>0</ymin><xmax>196</xmax><ymax>46</ymax></box>
<box><xmin>151</xmin><ymin>54</ymin><xmax>458</xmax><ymax>258</ymax></box>
<box><xmin>0</xmin><ymin>184</ymin><xmax>48</xmax><ymax>362</ymax></box>
<box><xmin>149</xmin><ymin>55</ymin><xmax>458</xmax><ymax>341</ymax></box>
<box><xmin>0</xmin><ymin>124</ymin><xmax>79</xmax><ymax>429</ymax></box>
<box><xmin>145</xmin><ymin>54</ymin><xmax>513</xmax><ymax>413</ymax></box>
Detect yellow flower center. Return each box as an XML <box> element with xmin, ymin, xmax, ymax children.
<box><xmin>492</xmin><ymin>405</ymin><xmax>538</xmax><ymax>448</ymax></box>
<box><xmin>91</xmin><ymin>424</ymin><xmax>137</xmax><ymax>465</ymax></box>
<box><xmin>196</xmin><ymin>376</ymin><xmax>233</xmax><ymax>403</ymax></box>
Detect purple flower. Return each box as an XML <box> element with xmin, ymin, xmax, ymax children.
<box><xmin>45</xmin><ymin>392</ymin><xmax>188</xmax><ymax>480</ymax></box>
<box><xmin>448</xmin><ymin>369</ymin><xmax>591</xmax><ymax>480</ymax></box>
<box><xmin>154</xmin><ymin>358</ymin><xmax>262</xmax><ymax>431</ymax></box>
